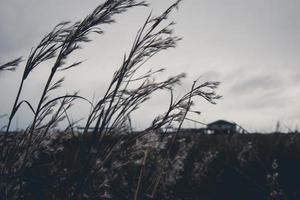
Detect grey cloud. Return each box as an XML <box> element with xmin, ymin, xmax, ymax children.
<box><xmin>228</xmin><ymin>74</ymin><xmax>283</xmax><ymax>95</ymax></box>
<box><xmin>246</xmin><ymin>92</ymin><xmax>286</xmax><ymax>110</ymax></box>
<box><xmin>200</xmin><ymin>70</ymin><xmax>221</xmax><ymax>82</ymax></box>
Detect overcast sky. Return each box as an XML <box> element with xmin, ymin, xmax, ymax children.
<box><xmin>1</xmin><ymin>0</ymin><xmax>300</xmax><ymax>132</ymax></box>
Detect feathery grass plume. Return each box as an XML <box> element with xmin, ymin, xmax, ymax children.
<box><xmin>83</xmin><ymin>0</ymin><xmax>184</xmax><ymax>135</ymax></box>
<box><xmin>141</xmin><ymin>80</ymin><xmax>221</xmax><ymax>198</ymax></box>
<box><xmin>0</xmin><ymin>57</ymin><xmax>22</xmax><ymax>72</ymax></box>
<box><xmin>4</xmin><ymin>23</ymin><xmax>72</xmax><ymax>133</ymax></box>
<box><xmin>27</xmin><ymin>0</ymin><xmax>148</xmax><ymax>136</ymax></box>
<box><xmin>77</xmin><ymin>0</ymin><xmax>184</xmax><ymax>174</ymax></box>
<box><xmin>5</xmin><ymin>0</ymin><xmax>148</xmax><ymax>133</ymax></box>
<box><xmin>7</xmin><ymin>0</ymin><xmax>148</xmax><ymax>173</ymax></box>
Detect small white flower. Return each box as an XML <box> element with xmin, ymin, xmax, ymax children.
<box><xmin>101</xmin><ymin>191</ymin><xmax>112</xmax><ymax>199</ymax></box>
<box><xmin>272</xmin><ymin>159</ymin><xmax>278</xmax><ymax>170</ymax></box>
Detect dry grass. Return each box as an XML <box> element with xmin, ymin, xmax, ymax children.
<box><xmin>0</xmin><ymin>0</ymin><xmax>220</xmax><ymax>199</ymax></box>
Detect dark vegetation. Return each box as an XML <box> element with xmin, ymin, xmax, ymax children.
<box><xmin>1</xmin><ymin>132</ymin><xmax>300</xmax><ymax>199</ymax></box>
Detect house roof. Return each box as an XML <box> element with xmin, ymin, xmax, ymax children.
<box><xmin>207</xmin><ymin>120</ymin><xmax>236</xmax><ymax>126</ymax></box>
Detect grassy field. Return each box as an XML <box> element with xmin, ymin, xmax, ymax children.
<box><xmin>5</xmin><ymin>132</ymin><xmax>297</xmax><ymax>199</ymax></box>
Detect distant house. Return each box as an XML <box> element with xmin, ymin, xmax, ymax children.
<box><xmin>207</xmin><ymin>120</ymin><xmax>237</xmax><ymax>134</ymax></box>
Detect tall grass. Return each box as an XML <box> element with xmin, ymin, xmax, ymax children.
<box><xmin>0</xmin><ymin>0</ymin><xmax>220</xmax><ymax>199</ymax></box>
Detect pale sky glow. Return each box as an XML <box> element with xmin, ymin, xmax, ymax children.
<box><xmin>1</xmin><ymin>0</ymin><xmax>300</xmax><ymax>132</ymax></box>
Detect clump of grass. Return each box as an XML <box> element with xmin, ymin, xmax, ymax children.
<box><xmin>0</xmin><ymin>0</ymin><xmax>220</xmax><ymax>199</ymax></box>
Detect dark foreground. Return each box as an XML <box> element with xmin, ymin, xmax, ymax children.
<box><xmin>2</xmin><ymin>132</ymin><xmax>300</xmax><ymax>199</ymax></box>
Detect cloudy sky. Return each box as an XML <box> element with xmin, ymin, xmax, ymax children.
<box><xmin>1</xmin><ymin>0</ymin><xmax>300</xmax><ymax>132</ymax></box>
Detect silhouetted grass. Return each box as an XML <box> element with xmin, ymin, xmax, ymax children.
<box><xmin>0</xmin><ymin>0</ymin><xmax>222</xmax><ymax>199</ymax></box>
<box><xmin>2</xmin><ymin>132</ymin><xmax>300</xmax><ymax>199</ymax></box>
